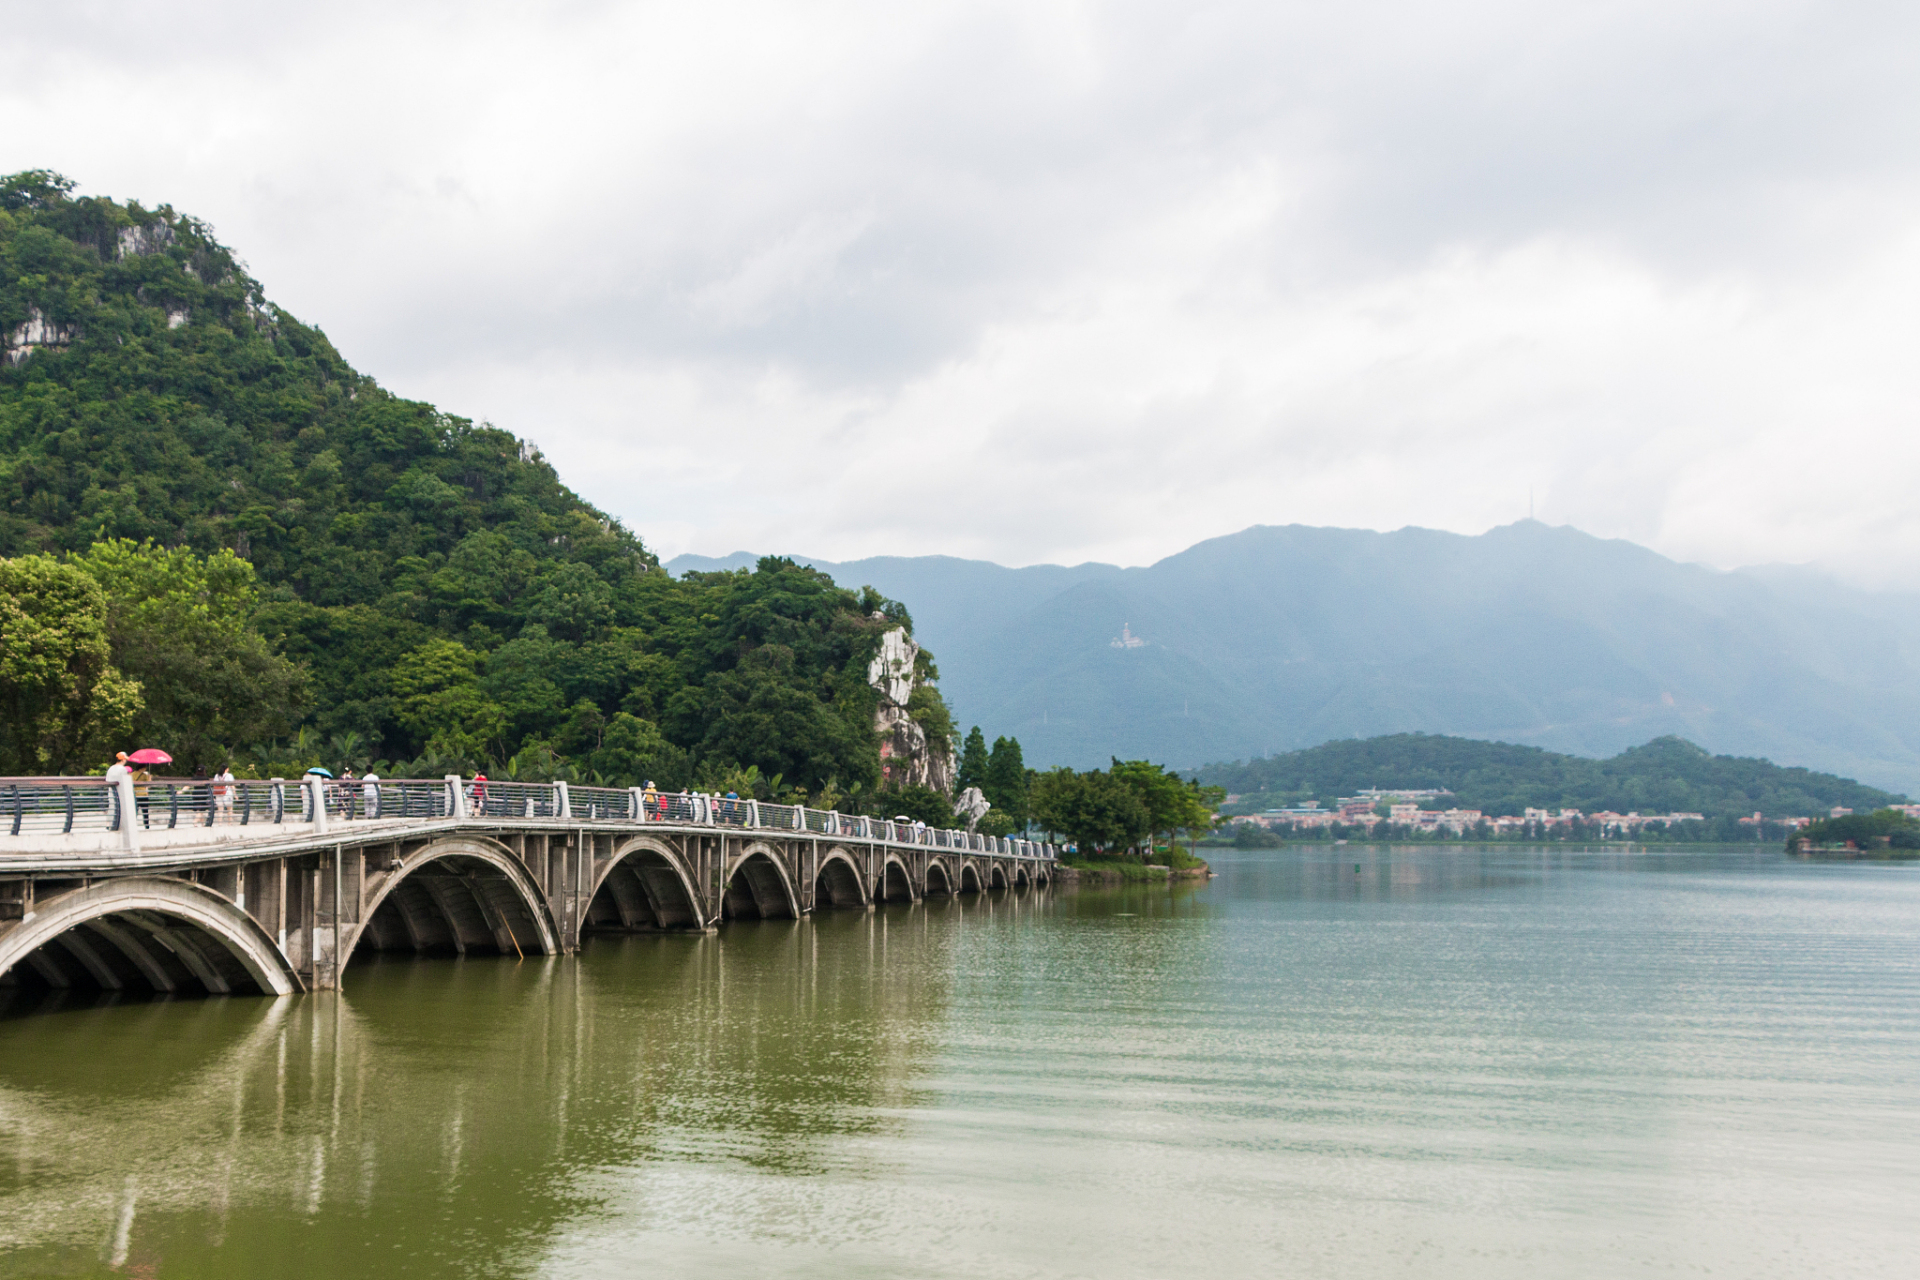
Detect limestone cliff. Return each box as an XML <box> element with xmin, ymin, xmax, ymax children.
<box><xmin>867</xmin><ymin>625</ymin><xmax>955</xmax><ymax>794</ymax></box>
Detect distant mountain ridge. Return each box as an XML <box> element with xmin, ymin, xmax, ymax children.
<box><xmin>669</xmin><ymin>523</ymin><xmax>1920</xmax><ymax>793</ymax></box>
<box><xmin>1195</xmin><ymin>732</ymin><xmax>1904</xmax><ymax>819</ymax></box>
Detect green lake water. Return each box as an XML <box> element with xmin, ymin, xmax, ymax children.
<box><xmin>2</xmin><ymin>845</ymin><xmax>1917</xmax><ymax>1278</ymax></box>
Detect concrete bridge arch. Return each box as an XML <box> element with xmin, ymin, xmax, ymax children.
<box><xmin>588</xmin><ymin>836</ymin><xmax>705</xmax><ymax>931</ymax></box>
<box><xmin>959</xmin><ymin>861</ymin><xmax>984</xmax><ymax>894</ymax></box>
<box><xmin>0</xmin><ymin>876</ymin><xmax>300</xmax><ymax>997</ymax></box>
<box><xmin>925</xmin><ymin>857</ymin><xmax>955</xmax><ymax>897</ymax></box>
<box><xmin>814</xmin><ymin>848</ymin><xmax>867</xmax><ymax>909</ymax></box>
<box><xmin>723</xmin><ymin>842</ymin><xmax>799</xmax><ymax>920</ymax></box>
<box><xmin>879</xmin><ymin>854</ymin><xmax>917</xmax><ymax>904</ymax></box>
<box><xmin>350</xmin><ymin>836</ymin><xmax>558</xmax><ymax>968</ymax></box>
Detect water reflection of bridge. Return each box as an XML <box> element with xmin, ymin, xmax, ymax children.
<box><xmin>0</xmin><ymin>774</ymin><xmax>1054</xmax><ymax>1000</ymax></box>
<box><xmin>0</xmin><ymin>900</ymin><xmax>1042</xmax><ymax>1271</ymax></box>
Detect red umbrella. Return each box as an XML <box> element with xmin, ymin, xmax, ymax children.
<box><xmin>126</xmin><ymin>748</ymin><xmax>173</xmax><ymax>765</ymax></box>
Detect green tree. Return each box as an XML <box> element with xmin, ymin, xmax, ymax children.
<box><xmin>670</xmin><ymin>644</ymin><xmax>875</xmax><ymax>795</ymax></box>
<box><xmin>884</xmin><ymin>783</ymin><xmax>958</xmax><ymax>829</ymax></box>
<box><xmin>977</xmin><ymin>809</ymin><xmax>1019</xmax><ymax>838</ymax></box>
<box><xmin>390</xmin><ymin>638</ymin><xmax>505</xmax><ymax>766</ymax></box>
<box><xmin>956</xmin><ymin>725</ymin><xmax>990</xmax><ymax>794</ymax></box>
<box><xmin>588</xmin><ymin>711</ymin><xmax>690</xmax><ymax>790</ymax></box>
<box><xmin>1030</xmin><ymin>767</ymin><xmax>1149</xmax><ymax>854</ymax></box>
<box><xmin>73</xmin><ymin>539</ymin><xmax>305</xmax><ymax>772</ymax></box>
<box><xmin>0</xmin><ymin>554</ymin><xmax>143</xmax><ymax>772</ymax></box>
<box><xmin>984</xmin><ymin>735</ymin><xmax>1028</xmax><ymax>828</ymax></box>
<box><xmin>1109</xmin><ymin>759</ymin><xmax>1203</xmax><ymax>852</ymax></box>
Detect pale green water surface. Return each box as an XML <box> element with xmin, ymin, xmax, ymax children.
<box><xmin>3</xmin><ymin>845</ymin><xmax>1918</xmax><ymax>1277</ymax></box>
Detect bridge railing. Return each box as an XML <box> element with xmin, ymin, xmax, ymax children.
<box><xmin>0</xmin><ymin>778</ymin><xmax>120</xmax><ymax>836</ymax></box>
<box><xmin>757</xmin><ymin>802</ymin><xmax>801</xmax><ymax>830</ymax></box>
<box><xmin>571</xmin><ymin>785</ymin><xmax>635</xmax><ymax>822</ymax></box>
<box><xmin>470</xmin><ymin>781</ymin><xmax>561</xmax><ymax>820</ymax></box>
<box><xmin>371</xmin><ymin>779</ymin><xmax>457</xmax><ymax>821</ymax></box>
<box><xmin>0</xmin><ymin>774</ymin><xmax>1058</xmax><ymax>860</ymax></box>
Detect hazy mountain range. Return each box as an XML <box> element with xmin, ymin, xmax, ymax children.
<box><xmin>667</xmin><ymin>522</ymin><xmax>1920</xmax><ymax>794</ymax></box>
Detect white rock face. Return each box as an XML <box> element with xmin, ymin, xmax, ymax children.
<box><xmin>866</xmin><ymin>627</ymin><xmax>918</xmax><ymax>706</ymax></box>
<box><xmin>116</xmin><ymin>223</ymin><xmax>175</xmax><ymax>260</ymax></box>
<box><xmin>2</xmin><ymin>308</ymin><xmax>77</xmax><ymax>367</ymax></box>
<box><xmin>166</xmin><ymin>306</ymin><xmax>189</xmax><ymax>330</ymax></box>
<box><xmin>867</xmin><ymin>625</ymin><xmax>956</xmax><ymax>793</ymax></box>
<box><xmin>954</xmin><ymin>786</ymin><xmax>991</xmax><ymax>830</ymax></box>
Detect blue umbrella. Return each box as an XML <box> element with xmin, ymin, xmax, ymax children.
<box><xmin>305</xmin><ymin>767</ymin><xmax>334</xmax><ymax>778</ymax></box>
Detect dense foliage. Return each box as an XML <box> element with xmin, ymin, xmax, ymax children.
<box><xmin>1030</xmin><ymin>759</ymin><xmax>1221</xmax><ymax>856</ymax></box>
<box><xmin>1197</xmin><ymin>733</ymin><xmax>1903</xmax><ymax>819</ymax></box>
<box><xmin>1793</xmin><ymin>809</ymin><xmax>1920</xmax><ymax>851</ymax></box>
<box><xmin>0</xmin><ymin>172</ymin><xmax>949</xmax><ymax>799</ymax></box>
<box><xmin>0</xmin><ymin>553</ymin><xmax>140</xmax><ymax>772</ymax></box>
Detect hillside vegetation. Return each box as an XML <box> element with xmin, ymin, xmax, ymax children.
<box><xmin>0</xmin><ymin>170</ymin><xmax>944</xmax><ymax>800</ymax></box>
<box><xmin>1196</xmin><ymin>733</ymin><xmax>1903</xmax><ymax>819</ymax></box>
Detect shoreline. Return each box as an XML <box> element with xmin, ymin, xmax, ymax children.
<box><xmin>1055</xmin><ymin>860</ymin><xmax>1213</xmax><ymax>885</ymax></box>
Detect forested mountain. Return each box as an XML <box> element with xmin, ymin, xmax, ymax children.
<box><xmin>1196</xmin><ymin>733</ymin><xmax>1902</xmax><ymax>819</ymax></box>
<box><xmin>0</xmin><ymin>171</ymin><xmax>947</xmax><ymax>800</ymax></box>
<box><xmin>674</xmin><ymin>522</ymin><xmax>1920</xmax><ymax>794</ymax></box>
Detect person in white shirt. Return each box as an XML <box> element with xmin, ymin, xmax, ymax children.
<box><xmin>103</xmin><ymin>752</ymin><xmax>131</xmax><ymax>828</ymax></box>
<box><xmin>214</xmin><ymin>765</ymin><xmax>236</xmax><ymax>823</ymax></box>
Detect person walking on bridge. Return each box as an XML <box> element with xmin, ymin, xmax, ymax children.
<box><xmin>642</xmin><ymin>780</ymin><xmax>659</xmax><ymax>821</ymax></box>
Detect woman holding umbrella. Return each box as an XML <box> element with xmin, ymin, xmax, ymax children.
<box><xmin>127</xmin><ymin>748</ymin><xmax>171</xmax><ymax>828</ymax></box>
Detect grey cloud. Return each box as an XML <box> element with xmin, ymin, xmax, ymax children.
<box><xmin>6</xmin><ymin>0</ymin><xmax>1920</xmax><ymax>577</ymax></box>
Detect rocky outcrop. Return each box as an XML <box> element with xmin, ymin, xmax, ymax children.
<box><xmin>866</xmin><ymin>626</ymin><xmax>917</xmax><ymax>705</ymax></box>
<box><xmin>868</xmin><ymin>625</ymin><xmax>955</xmax><ymax>794</ymax></box>
<box><xmin>116</xmin><ymin>222</ymin><xmax>176</xmax><ymax>260</ymax></box>
<box><xmin>2</xmin><ymin>308</ymin><xmax>77</xmax><ymax>367</ymax></box>
<box><xmin>954</xmin><ymin>786</ymin><xmax>990</xmax><ymax>830</ymax></box>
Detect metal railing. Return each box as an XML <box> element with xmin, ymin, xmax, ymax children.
<box><xmin>0</xmin><ymin>774</ymin><xmax>1056</xmax><ymax>861</ymax></box>
<box><xmin>571</xmin><ymin>785</ymin><xmax>633</xmax><ymax>822</ymax></box>
<box><xmin>0</xmin><ymin>779</ymin><xmax>120</xmax><ymax>836</ymax></box>
<box><xmin>468</xmin><ymin>780</ymin><xmax>561</xmax><ymax>820</ymax></box>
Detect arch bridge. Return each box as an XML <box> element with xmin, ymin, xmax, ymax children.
<box><xmin>0</xmin><ymin>775</ymin><xmax>1055</xmax><ymax>998</ymax></box>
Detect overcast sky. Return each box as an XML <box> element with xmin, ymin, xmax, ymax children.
<box><xmin>6</xmin><ymin>1</ymin><xmax>1920</xmax><ymax>582</ymax></box>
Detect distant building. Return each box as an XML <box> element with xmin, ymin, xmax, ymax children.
<box><xmin>1831</xmin><ymin>806</ymin><xmax>1853</xmax><ymax>818</ymax></box>
<box><xmin>1110</xmin><ymin>623</ymin><xmax>1147</xmax><ymax>649</ymax></box>
<box><xmin>1739</xmin><ymin>811</ymin><xmax>1815</xmax><ymax>828</ymax></box>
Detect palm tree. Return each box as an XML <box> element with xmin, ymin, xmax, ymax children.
<box><xmin>328</xmin><ymin>730</ymin><xmax>370</xmax><ymax>773</ymax></box>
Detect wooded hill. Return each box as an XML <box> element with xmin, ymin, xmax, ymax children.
<box><xmin>0</xmin><ymin>170</ymin><xmax>949</xmax><ymax>803</ymax></box>
<box><xmin>1196</xmin><ymin>733</ymin><xmax>1904</xmax><ymax>819</ymax></box>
